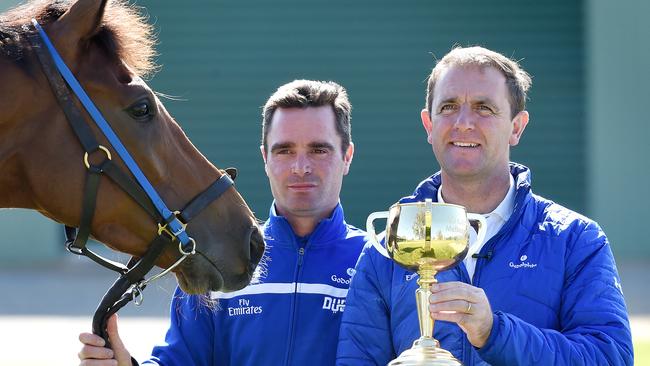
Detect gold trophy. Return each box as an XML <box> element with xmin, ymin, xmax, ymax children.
<box><xmin>366</xmin><ymin>199</ymin><xmax>486</xmax><ymax>366</ymax></box>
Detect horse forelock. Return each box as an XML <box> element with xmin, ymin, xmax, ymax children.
<box><xmin>0</xmin><ymin>0</ymin><xmax>158</xmax><ymax>78</ymax></box>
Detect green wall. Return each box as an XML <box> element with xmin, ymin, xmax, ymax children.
<box><xmin>139</xmin><ymin>0</ymin><xmax>585</xmax><ymax>229</ymax></box>
<box><xmin>587</xmin><ymin>0</ymin><xmax>650</xmax><ymax>258</ymax></box>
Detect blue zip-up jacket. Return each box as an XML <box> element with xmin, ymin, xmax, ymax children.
<box><xmin>337</xmin><ymin>164</ymin><xmax>633</xmax><ymax>365</ymax></box>
<box><xmin>143</xmin><ymin>203</ymin><xmax>368</xmax><ymax>366</ymax></box>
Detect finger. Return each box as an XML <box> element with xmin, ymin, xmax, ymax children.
<box><xmin>79</xmin><ymin>359</ymin><xmax>118</xmax><ymax>366</ymax></box>
<box><xmin>79</xmin><ymin>332</ymin><xmax>106</xmax><ymax>347</ymax></box>
<box><xmin>429</xmin><ymin>299</ymin><xmax>473</xmax><ymax>314</ymax></box>
<box><xmin>78</xmin><ymin>331</ymin><xmax>115</xmax><ymax>360</ymax></box>
<box><xmin>430</xmin><ymin>281</ymin><xmax>466</xmax><ymax>291</ymax></box>
<box><xmin>105</xmin><ymin>314</ymin><xmax>133</xmax><ymax>364</ymax></box>
<box><xmin>77</xmin><ymin>345</ymin><xmax>114</xmax><ymax>360</ymax></box>
<box><xmin>429</xmin><ymin>288</ymin><xmax>474</xmax><ymax>305</ymax></box>
<box><xmin>430</xmin><ymin>282</ymin><xmax>475</xmax><ymax>294</ymax></box>
<box><xmin>428</xmin><ymin>307</ymin><xmax>468</xmax><ymax>323</ymax></box>
<box><xmin>106</xmin><ymin>314</ymin><xmax>126</xmax><ymax>350</ymax></box>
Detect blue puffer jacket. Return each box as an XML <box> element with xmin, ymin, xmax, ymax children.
<box><xmin>337</xmin><ymin>164</ymin><xmax>633</xmax><ymax>365</ymax></box>
<box><xmin>142</xmin><ymin>203</ymin><xmax>367</xmax><ymax>366</ymax></box>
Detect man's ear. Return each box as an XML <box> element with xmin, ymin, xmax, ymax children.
<box><xmin>49</xmin><ymin>0</ymin><xmax>108</xmax><ymax>62</ymax></box>
<box><xmin>421</xmin><ymin>109</ymin><xmax>433</xmax><ymax>144</ymax></box>
<box><xmin>260</xmin><ymin>145</ymin><xmax>270</xmax><ymax>177</ymax></box>
<box><xmin>260</xmin><ymin>145</ymin><xmax>267</xmax><ymax>163</ymax></box>
<box><xmin>509</xmin><ymin>111</ymin><xmax>529</xmax><ymax>146</ymax></box>
<box><xmin>342</xmin><ymin>142</ymin><xmax>354</xmax><ymax>175</ymax></box>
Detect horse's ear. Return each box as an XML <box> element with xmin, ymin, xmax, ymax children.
<box><xmin>224</xmin><ymin>168</ymin><xmax>238</xmax><ymax>181</ymax></box>
<box><xmin>50</xmin><ymin>0</ymin><xmax>108</xmax><ymax>55</ymax></box>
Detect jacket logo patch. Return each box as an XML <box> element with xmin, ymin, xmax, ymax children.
<box><xmin>227</xmin><ymin>298</ymin><xmax>263</xmax><ymax>316</ymax></box>
<box><xmin>322</xmin><ymin>296</ymin><xmax>346</xmax><ymax>313</ymax></box>
<box><xmin>331</xmin><ymin>274</ymin><xmax>352</xmax><ymax>285</ymax></box>
<box><xmin>509</xmin><ymin>254</ymin><xmax>538</xmax><ymax>269</ymax></box>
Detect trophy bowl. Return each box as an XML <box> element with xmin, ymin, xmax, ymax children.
<box><xmin>367</xmin><ymin>199</ymin><xmax>486</xmax><ymax>366</ymax></box>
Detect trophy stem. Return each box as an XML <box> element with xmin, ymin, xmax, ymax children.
<box><xmin>416</xmin><ymin>268</ymin><xmax>437</xmax><ymax>340</ymax></box>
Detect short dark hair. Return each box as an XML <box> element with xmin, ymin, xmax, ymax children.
<box><xmin>425</xmin><ymin>46</ymin><xmax>532</xmax><ymax>118</ymax></box>
<box><xmin>262</xmin><ymin>80</ymin><xmax>352</xmax><ymax>155</ymax></box>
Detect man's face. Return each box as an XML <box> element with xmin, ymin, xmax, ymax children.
<box><xmin>421</xmin><ymin>65</ymin><xmax>528</xmax><ymax>180</ymax></box>
<box><xmin>261</xmin><ymin>106</ymin><xmax>353</xmax><ymax>221</ymax></box>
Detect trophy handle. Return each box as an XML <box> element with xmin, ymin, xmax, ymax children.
<box><xmin>467</xmin><ymin>213</ymin><xmax>487</xmax><ymax>246</ymax></box>
<box><xmin>366</xmin><ymin>211</ymin><xmax>390</xmax><ymax>258</ymax></box>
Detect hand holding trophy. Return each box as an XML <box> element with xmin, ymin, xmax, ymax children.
<box><xmin>366</xmin><ymin>199</ymin><xmax>487</xmax><ymax>366</ymax></box>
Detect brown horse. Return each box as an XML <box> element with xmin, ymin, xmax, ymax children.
<box><xmin>0</xmin><ymin>0</ymin><xmax>264</xmax><ymax>295</ymax></box>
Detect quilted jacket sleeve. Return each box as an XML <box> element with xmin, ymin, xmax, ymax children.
<box><xmin>142</xmin><ymin>287</ymin><xmax>214</xmax><ymax>366</ymax></box>
<box><xmin>477</xmin><ymin>221</ymin><xmax>633</xmax><ymax>365</ymax></box>
<box><xmin>336</xmin><ymin>244</ymin><xmax>395</xmax><ymax>366</ymax></box>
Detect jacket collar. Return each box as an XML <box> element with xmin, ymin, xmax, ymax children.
<box><xmin>401</xmin><ymin>162</ymin><xmax>532</xmax><ymax>211</ymax></box>
<box><xmin>263</xmin><ymin>201</ymin><xmax>348</xmax><ymax>247</ymax></box>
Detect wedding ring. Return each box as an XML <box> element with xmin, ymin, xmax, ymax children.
<box><xmin>466</xmin><ymin>301</ymin><xmax>472</xmax><ymax>313</ymax></box>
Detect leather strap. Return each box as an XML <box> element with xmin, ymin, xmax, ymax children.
<box><xmin>179</xmin><ymin>173</ymin><xmax>233</xmax><ymax>223</ymax></box>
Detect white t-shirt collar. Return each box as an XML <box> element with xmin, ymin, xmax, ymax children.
<box><xmin>437</xmin><ymin>174</ymin><xmax>515</xmax><ymax>220</ymax></box>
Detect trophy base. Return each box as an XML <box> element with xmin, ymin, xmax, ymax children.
<box><xmin>388</xmin><ymin>337</ymin><xmax>463</xmax><ymax>366</ymax></box>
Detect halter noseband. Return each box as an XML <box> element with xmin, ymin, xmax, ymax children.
<box><xmin>27</xmin><ymin>19</ymin><xmax>234</xmax><ymax>347</ymax></box>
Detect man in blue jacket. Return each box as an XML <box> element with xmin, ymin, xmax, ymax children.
<box><xmin>337</xmin><ymin>46</ymin><xmax>633</xmax><ymax>365</ymax></box>
<box><xmin>78</xmin><ymin>80</ymin><xmax>368</xmax><ymax>365</ymax></box>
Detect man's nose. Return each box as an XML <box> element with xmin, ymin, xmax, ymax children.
<box><xmin>454</xmin><ymin>104</ymin><xmax>475</xmax><ymax>131</ymax></box>
<box><xmin>291</xmin><ymin>154</ymin><xmax>311</xmax><ymax>175</ymax></box>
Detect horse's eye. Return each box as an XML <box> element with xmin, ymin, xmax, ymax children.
<box><xmin>127</xmin><ymin>100</ymin><xmax>154</xmax><ymax>121</ymax></box>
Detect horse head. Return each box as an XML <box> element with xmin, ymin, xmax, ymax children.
<box><xmin>0</xmin><ymin>0</ymin><xmax>264</xmax><ymax>294</ymax></box>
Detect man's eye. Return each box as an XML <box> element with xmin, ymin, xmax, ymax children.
<box><xmin>312</xmin><ymin>149</ymin><xmax>328</xmax><ymax>154</ymax></box>
<box><xmin>439</xmin><ymin>104</ymin><xmax>457</xmax><ymax>113</ymax></box>
<box><xmin>477</xmin><ymin>105</ymin><xmax>495</xmax><ymax>114</ymax></box>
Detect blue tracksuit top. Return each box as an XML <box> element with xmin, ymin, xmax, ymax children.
<box><xmin>337</xmin><ymin>163</ymin><xmax>633</xmax><ymax>365</ymax></box>
<box><xmin>143</xmin><ymin>203</ymin><xmax>368</xmax><ymax>366</ymax></box>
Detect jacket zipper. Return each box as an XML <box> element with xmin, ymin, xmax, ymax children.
<box><xmin>284</xmin><ymin>244</ymin><xmax>307</xmax><ymax>365</ymax></box>
<box><xmin>468</xmin><ymin>193</ymin><xmax>526</xmax><ymax>363</ymax></box>
<box><xmin>457</xmin><ymin>265</ymin><xmax>471</xmax><ymax>364</ymax></box>
<box><xmin>298</xmin><ymin>247</ymin><xmax>305</xmax><ymax>265</ymax></box>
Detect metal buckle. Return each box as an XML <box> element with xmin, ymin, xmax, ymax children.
<box><xmin>65</xmin><ymin>241</ymin><xmax>83</xmax><ymax>255</ymax></box>
<box><xmin>179</xmin><ymin>237</ymin><xmax>196</xmax><ymax>256</ymax></box>
<box><xmin>157</xmin><ymin>211</ymin><xmax>196</xmax><ymax>255</ymax></box>
<box><xmin>84</xmin><ymin>145</ymin><xmax>112</xmax><ymax>169</ymax></box>
<box><xmin>132</xmin><ymin>284</ymin><xmax>144</xmax><ymax>306</ymax></box>
<box><xmin>157</xmin><ymin>211</ymin><xmax>187</xmax><ymax>239</ymax></box>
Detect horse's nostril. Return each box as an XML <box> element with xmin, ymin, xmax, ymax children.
<box><xmin>249</xmin><ymin>226</ymin><xmax>265</xmax><ymax>265</ymax></box>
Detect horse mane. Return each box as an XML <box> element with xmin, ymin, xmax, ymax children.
<box><xmin>0</xmin><ymin>0</ymin><xmax>157</xmax><ymax>78</ymax></box>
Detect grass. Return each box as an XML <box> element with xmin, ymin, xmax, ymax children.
<box><xmin>636</xmin><ymin>340</ymin><xmax>649</xmax><ymax>365</ymax></box>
